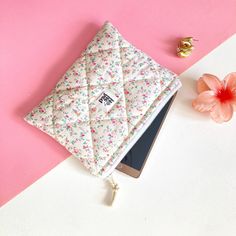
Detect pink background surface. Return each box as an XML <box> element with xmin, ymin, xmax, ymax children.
<box><xmin>1</xmin><ymin>0</ymin><xmax>236</xmax><ymax>206</ymax></box>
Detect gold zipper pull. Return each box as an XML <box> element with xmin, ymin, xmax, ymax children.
<box><xmin>107</xmin><ymin>175</ymin><xmax>119</xmax><ymax>206</ymax></box>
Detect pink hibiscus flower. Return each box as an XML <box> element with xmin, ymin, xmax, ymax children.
<box><xmin>192</xmin><ymin>73</ymin><xmax>236</xmax><ymax>123</ymax></box>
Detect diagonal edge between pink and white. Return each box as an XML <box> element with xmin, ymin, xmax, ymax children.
<box><xmin>24</xmin><ymin>22</ymin><xmax>181</xmax><ymax>178</ymax></box>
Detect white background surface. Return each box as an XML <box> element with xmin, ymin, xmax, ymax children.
<box><xmin>1</xmin><ymin>35</ymin><xmax>236</xmax><ymax>236</ymax></box>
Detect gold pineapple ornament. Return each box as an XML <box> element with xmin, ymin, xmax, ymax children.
<box><xmin>177</xmin><ymin>37</ymin><xmax>196</xmax><ymax>58</ymax></box>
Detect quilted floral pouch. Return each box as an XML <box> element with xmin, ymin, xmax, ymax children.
<box><xmin>24</xmin><ymin>21</ymin><xmax>181</xmax><ymax>181</ymax></box>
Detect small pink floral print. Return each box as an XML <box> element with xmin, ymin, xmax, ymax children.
<box><xmin>24</xmin><ymin>21</ymin><xmax>181</xmax><ymax>178</ymax></box>
<box><xmin>124</xmin><ymin>89</ymin><xmax>129</xmax><ymax>95</ymax></box>
<box><xmin>74</xmin><ymin>148</ymin><xmax>79</xmax><ymax>153</ymax></box>
<box><xmin>91</xmin><ymin>107</ymin><xmax>96</xmax><ymax>113</ymax></box>
<box><xmin>91</xmin><ymin>128</ymin><xmax>96</xmax><ymax>133</ymax></box>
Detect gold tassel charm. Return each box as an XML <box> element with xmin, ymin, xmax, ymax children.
<box><xmin>177</xmin><ymin>37</ymin><xmax>196</xmax><ymax>58</ymax></box>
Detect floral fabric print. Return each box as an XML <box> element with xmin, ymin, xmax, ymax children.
<box><xmin>24</xmin><ymin>21</ymin><xmax>181</xmax><ymax>177</ymax></box>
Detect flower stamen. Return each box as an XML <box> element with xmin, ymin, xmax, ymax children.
<box><xmin>216</xmin><ymin>88</ymin><xmax>234</xmax><ymax>103</ymax></box>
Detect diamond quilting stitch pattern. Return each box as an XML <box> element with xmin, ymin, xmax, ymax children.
<box><xmin>24</xmin><ymin>21</ymin><xmax>181</xmax><ymax>177</ymax></box>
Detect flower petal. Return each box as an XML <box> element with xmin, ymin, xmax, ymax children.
<box><xmin>210</xmin><ymin>101</ymin><xmax>233</xmax><ymax>123</ymax></box>
<box><xmin>231</xmin><ymin>97</ymin><xmax>236</xmax><ymax>111</ymax></box>
<box><xmin>197</xmin><ymin>74</ymin><xmax>222</xmax><ymax>93</ymax></box>
<box><xmin>224</xmin><ymin>72</ymin><xmax>236</xmax><ymax>91</ymax></box>
<box><xmin>233</xmin><ymin>104</ymin><xmax>236</xmax><ymax>111</ymax></box>
<box><xmin>197</xmin><ymin>77</ymin><xmax>211</xmax><ymax>93</ymax></box>
<box><xmin>192</xmin><ymin>91</ymin><xmax>217</xmax><ymax>112</ymax></box>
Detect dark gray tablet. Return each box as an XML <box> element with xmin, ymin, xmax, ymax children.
<box><xmin>116</xmin><ymin>94</ymin><xmax>176</xmax><ymax>177</ymax></box>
